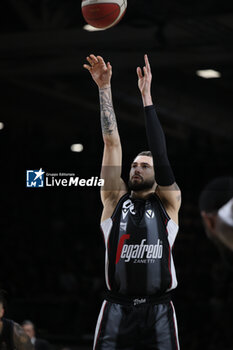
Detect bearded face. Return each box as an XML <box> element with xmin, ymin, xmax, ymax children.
<box><xmin>128</xmin><ymin>176</ymin><xmax>155</xmax><ymax>191</ymax></box>
<box><xmin>128</xmin><ymin>155</ymin><xmax>156</xmax><ymax>192</ymax></box>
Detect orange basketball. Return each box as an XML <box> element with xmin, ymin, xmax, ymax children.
<box><xmin>81</xmin><ymin>0</ymin><xmax>127</xmax><ymax>29</ymax></box>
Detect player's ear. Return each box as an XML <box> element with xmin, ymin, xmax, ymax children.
<box><xmin>201</xmin><ymin>211</ymin><xmax>217</xmax><ymax>232</ymax></box>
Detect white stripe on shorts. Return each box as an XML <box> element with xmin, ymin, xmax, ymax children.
<box><xmin>170</xmin><ymin>301</ymin><xmax>180</xmax><ymax>350</ymax></box>
<box><xmin>93</xmin><ymin>300</ymin><xmax>107</xmax><ymax>350</ymax></box>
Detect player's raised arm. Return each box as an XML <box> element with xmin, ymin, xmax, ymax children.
<box><xmin>83</xmin><ymin>55</ymin><xmax>126</xmax><ymax>210</ymax></box>
<box><xmin>137</xmin><ymin>54</ymin><xmax>181</xmax><ymax>224</ymax></box>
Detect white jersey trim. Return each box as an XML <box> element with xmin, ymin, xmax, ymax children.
<box><xmin>167</xmin><ymin>219</ymin><xmax>179</xmax><ymax>246</ymax></box>
<box><xmin>101</xmin><ymin>218</ymin><xmax>113</xmax><ymax>290</ymax></box>
<box><xmin>167</xmin><ymin>219</ymin><xmax>179</xmax><ymax>291</ymax></box>
<box><xmin>170</xmin><ymin>301</ymin><xmax>180</xmax><ymax>350</ymax></box>
<box><xmin>93</xmin><ymin>300</ymin><xmax>107</xmax><ymax>350</ymax></box>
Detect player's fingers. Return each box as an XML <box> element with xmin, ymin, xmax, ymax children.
<box><xmin>86</xmin><ymin>56</ymin><xmax>95</xmax><ymax>66</ymax></box>
<box><xmin>144</xmin><ymin>54</ymin><xmax>151</xmax><ymax>72</ymax></box>
<box><xmin>136</xmin><ymin>67</ymin><xmax>143</xmax><ymax>79</ymax></box>
<box><xmin>97</xmin><ymin>55</ymin><xmax>106</xmax><ymax>67</ymax></box>
<box><xmin>107</xmin><ymin>62</ymin><xmax>112</xmax><ymax>70</ymax></box>
<box><xmin>83</xmin><ymin>64</ymin><xmax>91</xmax><ymax>71</ymax></box>
<box><xmin>143</xmin><ymin>66</ymin><xmax>147</xmax><ymax>76</ymax></box>
<box><xmin>90</xmin><ymin>54</ymin><xmax>99</xmax><ymax>63</ymax></box>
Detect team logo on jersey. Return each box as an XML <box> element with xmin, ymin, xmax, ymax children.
<box><xmin>122</xmin><ymin>199</ymin><xmax>136</xmax><ymax>219</ymax></box>
<box><xmin>146</xmin><ymin>209</ymin><xmax>154</xmax><ymax>218</ymax></box>
<box><xmin>116</xmin><ymin>237</ymin><xmax>163</xmax><ymax>264</ymax></box>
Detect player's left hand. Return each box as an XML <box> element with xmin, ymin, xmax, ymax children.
<box><xmin>137</xmin><ymin>54</ymin><xmax>152</xmax><ymax>97</ymax></box>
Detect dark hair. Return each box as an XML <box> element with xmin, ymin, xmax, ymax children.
<box><xmin>0</xmin><ymin>289</ymin><xmax>7</xmax><ymax>309</ymax></box>
<box><xmin>136</xmin><ymin>151</ymin><xmax>152</xmax><ymax>158</ymax></box>
<box><xmin>199</xmin><ymin>176</ymin><xmax>233</xmax><ymax>213</ymax></box>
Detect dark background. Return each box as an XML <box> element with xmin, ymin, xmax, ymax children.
<box><xmin>1</xmin><ymin>0</ymin><xmax>233</xmax><ymax>349</ymax></box>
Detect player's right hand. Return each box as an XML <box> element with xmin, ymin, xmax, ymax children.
<box><xmin>83</xmin><ymin>54</ymin><xmax>112</xmax><ymax>89</ymax></box>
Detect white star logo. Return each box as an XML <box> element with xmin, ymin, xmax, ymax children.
<box><xmin>33</xmin><ymin>168</ymin><xmax>45</xmax><ymax>181</ymax></box>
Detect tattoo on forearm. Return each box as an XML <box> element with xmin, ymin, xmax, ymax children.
<box><xmin>99</xmin><ymin>88</ymin><xmax>117</xmax><ymax>136</ymax></box>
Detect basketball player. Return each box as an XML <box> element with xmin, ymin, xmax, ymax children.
<box><xmin>199</xmin><ymin>177</ymin><xmax>233</xmax><ymax>252</ymax></box>
<box><xmin>199</xmin><ymin>178</ymin><xmax>233</xmax><ymax>348</ymax></box>
<box><xmin>0</xmin><ymin>291</ymin><xmax>34</xmax><ymax>350</ymax></box>
<box><xmin>84</xmin><ymin>54</ymin><xmax>181</xmax><ymax>350</ymax></box>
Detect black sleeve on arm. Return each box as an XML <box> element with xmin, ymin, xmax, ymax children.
<box><xmin>144</xmin><ymin>105</ymin><xmax>175</xmax><ymax>186</ymax></box>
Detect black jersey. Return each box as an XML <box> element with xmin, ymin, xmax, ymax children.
<box><xmin>101</xmin><ymin>193</ymin><xmax>178</xmax><ymax>296</ymax></box>
<box><xmin>0</xmin><ymin>319</ymin><xmax>14</xmax><ymax>350</ymax></box>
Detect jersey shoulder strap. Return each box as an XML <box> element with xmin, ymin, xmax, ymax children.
<box><xmin>111</xmin><ymin>193</ymin><xmax>130</xmax><ymax>220</ymax></box>
<box><xmin>152</xmin><ymin>193</ymin><xmax>170</xmax><ymax>221</ymax></box>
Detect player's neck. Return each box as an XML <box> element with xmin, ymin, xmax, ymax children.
<box><xmin>130</xmin><ymin>188</ymin><xmax>154</xmax><ymax>199</ymax></box>
<box><xmin>0</xmin><ymin>320</ymin><xmax>3</xmax><ymax>334</ymax></box>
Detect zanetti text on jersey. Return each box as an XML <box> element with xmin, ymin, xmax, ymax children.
<box><xmin>46</xmin><ymin>176</ymin><xmax>104</xmax><ymax>187</ymax></box>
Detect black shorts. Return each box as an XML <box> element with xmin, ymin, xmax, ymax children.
<box><xmin>93</xmin><ymin>294</ymin><xmax>180</xmax><ymax>350</ymax></box>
